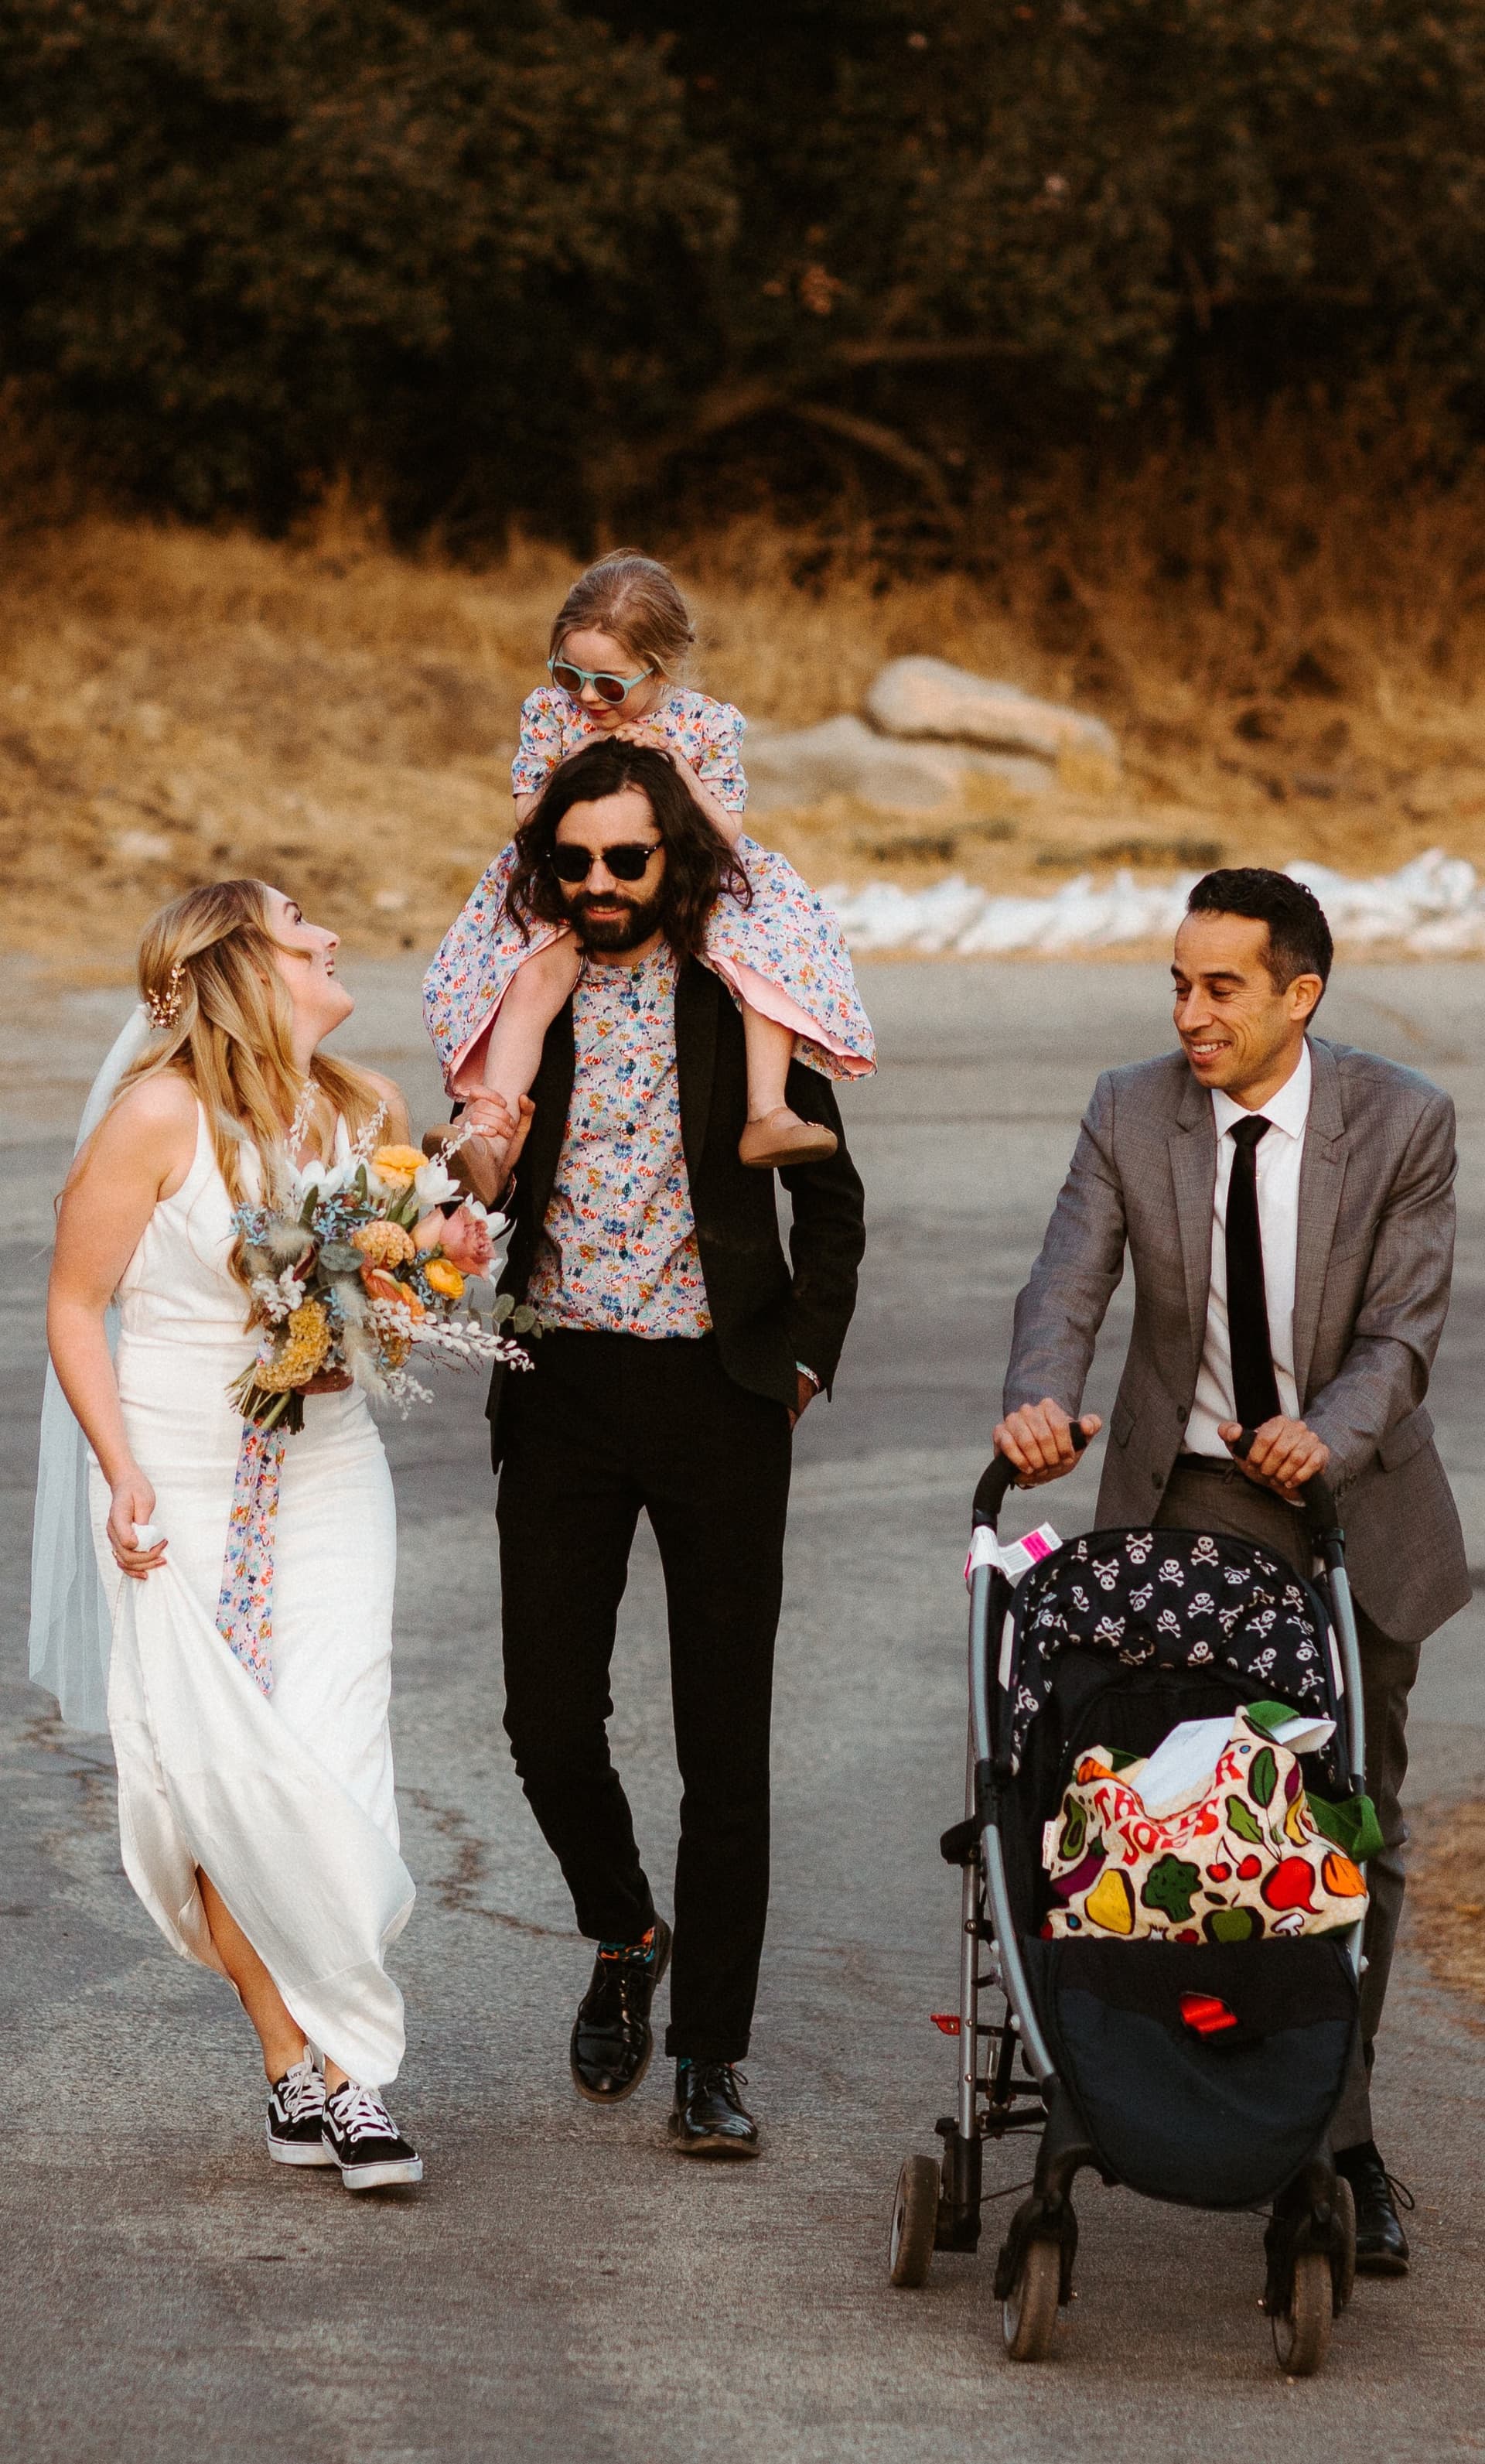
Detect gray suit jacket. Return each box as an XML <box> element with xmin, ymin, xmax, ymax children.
<box><xmin>1005</xmin><ymin>1034</ymin><xmax>1470</xmax><ymax>1643</ymax></box>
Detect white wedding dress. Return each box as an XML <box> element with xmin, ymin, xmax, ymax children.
<box><xmin>88</xmin><ymin>1105</ymin><xmax>414</xmax><ymax>2086</ymax></box>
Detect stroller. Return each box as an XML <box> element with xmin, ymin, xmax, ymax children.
<box><xmin>886</xmin><ymin>1427</ymin><xmax>1371</xmax><ymax>2377</ymax></box>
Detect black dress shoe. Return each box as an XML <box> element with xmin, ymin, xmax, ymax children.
<box><xmin>668</xmin><ymin>2059</ymin><xmax>760</xmax><ymax>2158</ymax></box>
<box><xmin>1336</xmin><ymin>2139</ymin><xmax>1412</xmax><ymax>2275</ymax></box>
<box><xmin>570</xmin><ymin>1919</ymin><xmax>672</xmax><ymax>2102</ymax></box>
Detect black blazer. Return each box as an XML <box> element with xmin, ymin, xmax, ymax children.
<box><xmin>486</xmin><ymin>957</ymin><xmax>866</xmax><ymax>1460</ymax></box>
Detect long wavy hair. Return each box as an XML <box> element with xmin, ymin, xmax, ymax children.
<box><xmin>503</xmin><ymin>740</ymin><xmax>750</xmax><ymax>958</ymax></box>
<box><xmin>114</xmin><ymin>879</ymin><xmax>381</xmax><ymax>1215</ymax></box>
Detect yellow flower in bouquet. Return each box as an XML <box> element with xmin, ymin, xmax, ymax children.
<box><xmin>424</xmin><ymin>1258</ymin><xmax>465</xmax><ymax>1300</ymax></box>
<box><xmin>255</xmin><ymin>1299</ymin><xmax>332</xmax><ymax>1392</ymax></box>
<box><xmin>352</xmin><ymin>1220</ymin><xmax>417</xmax><ymax>1267</ymax></box>
<box><xmin>370</xmin><ymin>1144</ymin><xmax>427</xmax><ymax>1189</ymax></box>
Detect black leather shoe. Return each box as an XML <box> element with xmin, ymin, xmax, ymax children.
<box><xmin>570</xmin><ymin>1919</ymin><xmax>672</xmax><ymax>2102</ymax></box>
<box><xmin>1336</xmin><ymin>2140</ymin><xmax>1412</xmax><ymax>2275</ymax></box>
<box><xmin>668</xmin><ymin>2059</ymin><xmax>760</xmax><ymax>2158</ymax></box>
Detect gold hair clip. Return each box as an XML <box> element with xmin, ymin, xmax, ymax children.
<box><xmin>145</xmin><ymin>961</ymin><xmax>185</xmax><ymax>1031</ymax></box>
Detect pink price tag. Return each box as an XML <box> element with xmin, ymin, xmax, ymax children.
<box><xmin>964</xmin><ymin>1523</ymin><xmax>1062</xmax><ymax>1585</ymax></box>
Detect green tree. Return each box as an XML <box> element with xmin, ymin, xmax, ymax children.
<box><xmin>0</xmin><ymin>0</ymin><xmax>732</xmax><ymax>527</ymax></box>
<box><xmin>603</xmin><ymin>0</ymin><xmax>1485</xmax><ymax>509</ymax></box>
<box><xmin>5</xmin><ymin>0</ymin><xmax>1485</xmax><ymax>531</ymax></box>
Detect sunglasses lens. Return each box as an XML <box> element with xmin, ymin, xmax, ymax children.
<box><xmin>551</xmin><ymin>664</ymin><xmax>583</xmax><ymax>695</ymax></box>
<box><xmin>596</xmin><ymin>674</ymin><xmax>632</xmax><ymax>704</ymax></box>
<box><xmin>549</xmin><ymin>842</ymin><xmax>657</xmax><ymax>884</ymax></box>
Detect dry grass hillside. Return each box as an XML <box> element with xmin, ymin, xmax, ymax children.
<box><xmin>1410</xmin><ymin>1802</ymin><xmax>1485</xmax><ymax>2013</ymax></box>
<box><xmin>7</xmin><ymin>408</ymin><xmax>1485</xmax><ymax>960</ymax></box>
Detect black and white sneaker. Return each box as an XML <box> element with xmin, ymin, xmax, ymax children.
<box><xmin>265</xmin><ymin>2052</ymin><xmax>335</xmax><ymax>2168</ymax></box>
<box><xmin>323</xmin><ymin>2081</ymin><xmax>424</xmax><ymax>2190</ymax></box>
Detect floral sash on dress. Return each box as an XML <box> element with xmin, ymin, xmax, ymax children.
<box><xmin>214</xmin><ymin>1420</ymin><xmax>285</xmax><ymax>1693</ymax></box>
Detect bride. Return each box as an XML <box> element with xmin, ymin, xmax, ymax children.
<box><xmin>38</xmin><ymin>878</ymin><xmax>518</xmax><ymax>2190</ymax></box>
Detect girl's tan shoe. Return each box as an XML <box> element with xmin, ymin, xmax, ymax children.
<box><xmin>738</xmin><ymin>1108</ymin><xmax>839</xmax><ymax>1170</ymax></box>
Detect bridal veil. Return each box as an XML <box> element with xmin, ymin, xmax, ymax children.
<box><xmin>28</xmin><ymin>1003</ymin><xmax>151</xmax><ymax>1731</ymax></box>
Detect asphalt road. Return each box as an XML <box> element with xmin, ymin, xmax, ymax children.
<box><xmin>2</xmin><ymin>952</ymin><xmax>1483</xmax><ymax>2462</ymax></box>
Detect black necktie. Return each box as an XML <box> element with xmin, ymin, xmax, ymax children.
<box><xmin>1226</xmin><ymin>1116</ymin><xmax>1282</xmax><ymax>1431</ymax></box>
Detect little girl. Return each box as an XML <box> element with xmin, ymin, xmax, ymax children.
<box><xmin>424</xmin><ymin>551</ymin><xmax>875</xmax><ymax>1166</ymax></box>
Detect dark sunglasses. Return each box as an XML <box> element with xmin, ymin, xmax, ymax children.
<box><xmin>549</xmin><ymin>839</ymin><xmax>662</xmax><ymax>884</ymax></box>
<box><xmin>548</xmin><ymin>655</ymin><xmax>654</xmax><ymax>706</ymax></box>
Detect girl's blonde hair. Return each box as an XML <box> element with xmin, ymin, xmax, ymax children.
<box><xmin>117</xmin><ymin>879</ymin><xmax>381</xmax><ymax>1217</ymax></box>
<box><xmin>549</xmin><ymin>550</ymin><xmax>696</xmax><ymax>678</ymax></box>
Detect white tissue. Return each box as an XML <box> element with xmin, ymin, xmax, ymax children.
<box><xmin>1132</xmin><ymin>1717</ymin><xmax>1236</xmax><ymax>1820</ymax></box>
<box><xmin>1131</xmin><ymin>1707</ymin><xmax>1336</xmax><ymax>1820</ymax></box>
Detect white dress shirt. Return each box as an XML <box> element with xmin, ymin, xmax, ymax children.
<box><xmin>1185</xmin><ymin>1042</ymin><xmax>1312</xmax><ymax>1458</ymax></box>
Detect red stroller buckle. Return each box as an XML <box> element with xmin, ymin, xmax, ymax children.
<box><xmin>1179</xmin><ymin>1991</ymin><xmax>1239</xmax><ymax>2038</ymax></box>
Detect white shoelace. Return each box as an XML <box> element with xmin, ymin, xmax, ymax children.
<box><xmin>278</xmin><ymin>2055</ymin><xmax>326</xmax><ymax>2122</ymax></box>
<box><xmin>329</xmin><ymin>2083</ymin><xmax>398</xmax><ymax>2144</ymax></box>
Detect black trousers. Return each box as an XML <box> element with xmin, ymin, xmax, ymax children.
<box><xmin>1157</xmin><ymin>1457</ymin><xmax>1420</xmax><ymax>2150</ymax></box>
<box><xmin>496</xmin><ymin>1329</ymin><xmax>793</xmax><ymax>2062</ymax></box>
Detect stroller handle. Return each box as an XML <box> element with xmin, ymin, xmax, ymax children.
<box><xmin>1229</xmin><ymin>1427</ymin><xmax>1341</xmax><ymax>1538</ymax></box>
<box><xmin>973</xmin><ymin>1420</ymin><xmax>1090</xmax><ymax>1528</ymax></box>
<box><xmin>974</xmin><ymin>1423</ymin><xmax>1343</xmax><ymax>1539</ymax></box>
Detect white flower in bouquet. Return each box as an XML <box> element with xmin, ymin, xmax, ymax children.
<box><xmin>411</xmin><ymin>1154</ymin><xmax>462</xmax><ymax>1209</ymax></box>
<box><xmin>285</xmin><ymin>1152</ymin><xmax>360</xmax><ymax>1208</ymax></box>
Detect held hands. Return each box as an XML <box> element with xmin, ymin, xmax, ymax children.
<box><xmin>1220</xmin><ymin>1417</ymin><xmax>1330</xmax><ymax>1502</ymax></box>
<box><xmin>107</xmin><ymin>1468</ymin><xmax>166</xmax><ymax>1581</ymax></box>
<box><xmin>459</xmin><ymin>1092</ymin><xmax>535</xmax><ymax>1201</ymax></box>
<box><xmin>992</xmin><ymin>1398</ymin><xmax>1102</xmax><ymax>1488</ymax></box>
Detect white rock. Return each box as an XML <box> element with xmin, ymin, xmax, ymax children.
<box><xmin>745</xmin><ymin>714</ymin><xmax>1051</xmax><ymax>812</ymax></box>
<box><xmin>864</xmin><ymin>656</ymin><xmax>1118</xmax><ymax>764</ymax></box>
<box><xmin>817</xmin><ymin>849</ymin><xmax>1483</xmax><ymax>959</ymax></box>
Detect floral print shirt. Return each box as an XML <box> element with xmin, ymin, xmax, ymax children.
<box><xmin>512</xmin><ymin>685</ymin><xmax>749</xmax><ymax>815</ymax></box>
<box><xmin>526</xmin><ymin>941</ymin><xmax>712</xmax><ymax>1339</ymax></box>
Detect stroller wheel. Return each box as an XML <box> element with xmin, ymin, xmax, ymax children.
<box><xmin>1333</xmin><ymin>2175</ymin><xmax>1357</xmax><ymax>2312</ymax></box>
<box><xmin>1002</xmin><ymin>2238</ymin><xmax>1061</xmax><ymax>2363</ymax></box>
<box><xmin>888</xmin><ymin>2155</ymin><xmax>940</xmax><ymax>2287</ymax></box>
<box><xmin>1272</xmin><ymin>2250</ymin><xmax>1333</xmax><ymax>2377</ymax></box>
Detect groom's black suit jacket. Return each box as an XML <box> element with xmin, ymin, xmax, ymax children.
<box><xmin>485</xmin><ymin>955</ymin><xmax>867</xmax><ymax>1464</ymax></box>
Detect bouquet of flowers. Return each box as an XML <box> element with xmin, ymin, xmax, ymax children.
<box><xmin>227</xmin><ymin>1110</ymin><xmax>535</xmax><ymax>1433</ymax></box>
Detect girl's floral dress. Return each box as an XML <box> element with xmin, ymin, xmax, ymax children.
<box><xmin>425</xmin><ymin>685</ymin><xmax>876</xmax><ymax>1095</ymax></box>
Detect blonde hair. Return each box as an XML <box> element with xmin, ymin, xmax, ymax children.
<box><xmin>549</xmin><ymin>550</ymin><xmax>696</xmax><ymax>679</ymax></box>
<box><xmin>118</xmin><ymin>879</ymin><xmax>381</xmax><ymax>1220</ymax></box>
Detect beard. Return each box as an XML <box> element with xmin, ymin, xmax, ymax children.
<box><xmin>568</xmin><ymin>887</ymin><xmax>667</xmax><ymax>953</ymax></box>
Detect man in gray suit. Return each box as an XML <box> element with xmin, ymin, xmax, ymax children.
<box><xmin>996</xmin><ymin>867</ymin><xmax>1468</xmax><ymax>2276</ymax></box>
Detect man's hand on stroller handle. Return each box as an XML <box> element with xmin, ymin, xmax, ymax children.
<box><xmin>1222</xmin><ymin>1417</ymin><xmax>1330</xmax><ymax>1502</ymax></box>
<box><xmin>993</xmin><ymin>1398</ymin><xmax>1101</xmax><ymax>1487</ymax></box>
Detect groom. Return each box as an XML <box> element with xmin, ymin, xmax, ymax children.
<box><xmin>471</xmin><ymin>738</ymin><xmax>865</xmax><ymax>2157</ymax></box>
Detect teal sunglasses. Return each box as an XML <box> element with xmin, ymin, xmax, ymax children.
<box><xmin>548</xmin><ymin>654</ymin><xmax>654</xmax><ymax>706</ymax></box>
